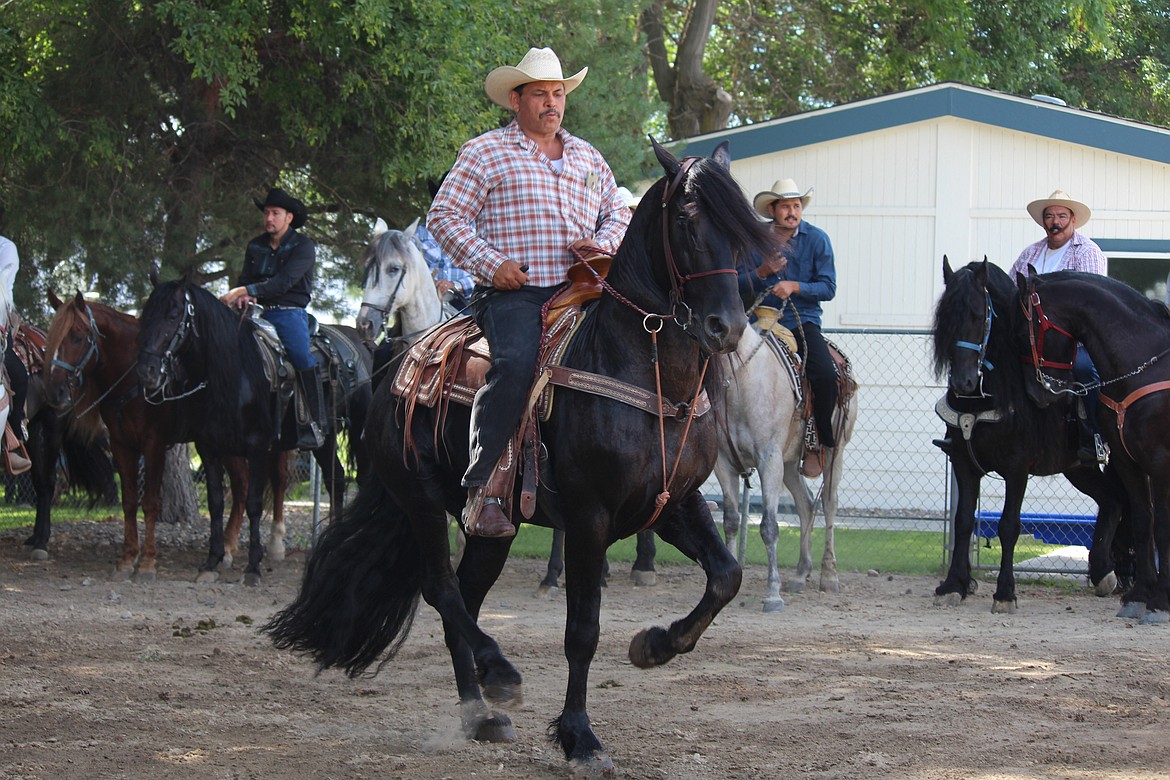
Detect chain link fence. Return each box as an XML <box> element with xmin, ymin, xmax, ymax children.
<box><xmin>3</xmin><ymin>330</ymin><xmax>1098</xmax><ymax>579</ymax></box>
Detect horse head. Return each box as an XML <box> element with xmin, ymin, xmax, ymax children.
<box><xmin>934</xmin><ymin>256</ymin><xmax>1001</xmax><ymax>398</ymax></box>
<box><xmin>614</xmin><ymin>139</ymin><xmax>773</xmax><ymax>357</ymax></box>
<box><xmin>137</xmin><ymin>276</ymin><xmax>200</xmax><ymax>401</ymax></box>
<box><xmin>44</xmin><ymin>291</ymin><xmax>102</xmax><ymax>411</ymax></box>
<box><xmin>1015</xmin><ymin>268</ymin><xmax>1082</xmax><ymax>407</ymax></box>
<box><xmin>356</xmin><ymin>220</ymin><xmax>442</xmax><ymax>343</ymax></box>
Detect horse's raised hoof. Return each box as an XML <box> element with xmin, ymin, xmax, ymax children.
<box><xmin>29</xmin><ymin>547</ymin><xmax>49</xmax><ymax>562</ymax></box>
<box><xmin>933</xmin><ymin>591</ymin><xmax>964</xmax><ymax>607</ymax></box>
<box><xmin>1117</xmin><ymin>601</ymin><xmax>1145</xmax><ymax>619</ymax></box>
<box><xmin>990</xmin><ymin>599</ymin><xmax>1017</xmax><ymax>614</ymax></box>
<box><xmin>535</xmin><ymin>583</ymin><xmax>559</xmax><ymax>600</ymax></box>
<box><xmin>195</xmin><ymin>570</ymin><xmax>219</xmax><ymax>584</ymax></box>
<box><xmin>480</xmin><ymin>680</ymin><xmax>523</xmax><ymax>710</ymax></box>
<box><xmin>473</xmin><ymin>712</ymin><xmax>517</xmax><ymax>743</ymax></box>
<box><xmin>762</xmin><ymin>596</ymin><xmax>785</xmax><ymax>613</ymax></box>
<box><xmin>243</xmin><ymin>571</ymin><xmax>262</xmax><ymax>587</ymax></box>
<box><xmin>630</xmin><ymin>570</ymin><xmax>657</xmax><ymax>587</ymax></box>
<box><xmin>134</xmin><ymin>570</ymin><xmax>157</xmax><ymax>585</ymax></box>
<box><xmin>1093</xmin><ymin>572</ymin><xmax>1118</xmax><ymax>597</ymax></box>
<box><xmin>628</xmin><ymin>626</ymin><xmax>672</xmax><ymax>669</ymax></box>
<box><xmin>569</xmin><ymin>754</ymin><xmax>616</xmax><ymax>779</ymax></box>
<box><xmin>1139</xmin><ymin>610</ymin><xmax>1169</xmax><ymax>626</ymax></box>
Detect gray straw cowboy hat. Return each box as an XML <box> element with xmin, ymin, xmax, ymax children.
<box><xmin>1026</xmin><ymin>189</ymin><xmax>1092</xmax><ymax>228</ymax></box>
<box><xmin>753</xmin><ymin>178</ymin><xmax>813</xmax><ymax>219</ymax></box>
<box><xmin>253</xmin><ymin>187</ymin><xmax>308</xmax><ymax>230</ymax></box>
<box><xmin>484</xmin><ymin>47</ymin><xmax>588</xmax><ymax>109</ymax></box>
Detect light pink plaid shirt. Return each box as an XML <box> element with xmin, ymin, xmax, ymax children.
<box><xmin>1009</xmin><ymin>231</ymin><xmax>1107</xmax><ymax>277</ymax></box>
<box><xmin>427</xmin><ymin>120</ymin><xmax>630</xmax><ymax>288</ymax></box>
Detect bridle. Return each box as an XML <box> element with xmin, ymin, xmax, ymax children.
<box><xmin>141</xmin><ymin>288</ymin><xmax>207</xmax><ymax>403</ymax></box>
<box><xmin>51</xmin><ymin>303</ymin><xmax>102</xmax><ymax>390</ymax></box>
<box><xmin>1021</xmin><ymin>287</ymin><xmax>1083</xmax><ymax>396</ymax></box>
<box><xmin>951</xmin><ymin>288</ymin><xmax>996</xmax><ymax>398</ymax></box>
<box><xmin>358</xmin><ymin>251</ymin><xmax>408</xmax><ymax>344</ymax></box>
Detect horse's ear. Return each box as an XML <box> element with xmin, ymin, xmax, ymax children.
<box><xmin>942</xmin><ymin>255</ymin><xmax>953</xmax><ymax>284</ymax></box>
<box><xmin>650</xmin><ymin>136</ymin><xmax>680</xmax><ymax>179</ymax></box>
<box><xmin>149</xmin><ymin>263</ymin><xmax>160</xmax><ymax>288</ymax></box>
<box><xmin>1015</xmin><ymin>270</ymin><xmax>1030</xmax><ymax>297</ymax></box>
<box><xmin>711</xmin><ymin>141</ymin><xmax>731</xmax><ymax>170</ymax></box>
<box><xmin>73</xmin><ymin>291</ymin><xmax>86</xmax><ymax>307</ymax></box>
<box><xmin>48</xmin><ymin>290</ymin><xmax>63</xmax><ymax>310</ymax></box>
<box><xmin>404</xmin><ymin>217</ymin><xmax>420</xmax><ymax>239</ymax></box>
<box><xmin>373</xmin><ymin>217</ymin><xmax>389</xmax><ymax>237</ymax></box>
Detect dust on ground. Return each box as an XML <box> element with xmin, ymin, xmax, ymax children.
<box><xmin>2</xmin><ymin>517</ymin><xmax>1167</xmax><ymax>779</ymax></box>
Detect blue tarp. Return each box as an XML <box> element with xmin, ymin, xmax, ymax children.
<box><xmin>975</xmin><ymin>511</ymin><xmax>1095</xmax><ymax>549</ymax></box>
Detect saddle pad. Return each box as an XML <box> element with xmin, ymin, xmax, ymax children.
<box><xmin>391</xmin><ymin>316</ymin><xmax>490</xmax><ymax>408</ymax></box>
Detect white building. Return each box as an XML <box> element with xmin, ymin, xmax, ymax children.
<box><xmin>682</xmin><ymin>82</ymin><xmax>1170</xmax><ymax>328</ymax></box>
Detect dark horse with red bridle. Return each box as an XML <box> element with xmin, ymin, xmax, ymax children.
<box><xmin>264</xmin><ymin>140</ymin><xmax>776</xmax><ymax>774</ymax></box>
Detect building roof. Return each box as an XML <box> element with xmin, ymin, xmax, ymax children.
<box><xmin>682</xmin><ymin>82</ymin><xmax>1170</xmax><ymax>166</ymax></box>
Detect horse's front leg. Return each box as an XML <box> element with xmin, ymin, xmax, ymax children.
<box><xmin>992</xmin><ymin>475</ymin><xmax>1027</xmax><ymax>613</ymax></box>
<box><xmin>631</xmin><ymin>529</ymin><xmax>657</xmax><ymax>586</ymax></box>
<box><xmin>537</xmin><ymin>527</ymin><xmax>565</xmax><ymax>598</ymax></box>
<box><xmin>197</xmin><ymin>452</ymin><xmax>227</xmax><ymax>582</ymax></box>
<box><xmin>781</xmin><ymin>457</ymin><xmax>819</xmax><ymax>595</ymax></box>
<box><xmin>242</xmin><ymin>455</ymin><xmax>268</xmax><ymax>586</ymax></box>
<box><xmin>553</xmin><ymin>516</ymin><xmax>612</xmax><ymax>773</ymax></box>
<box><xmin>109</xmin><ymin>443</ymin><xmax>142</xmax><ymax>580</ymax></box>
<box><xmin>629</xmin><ymin>490</ymin><xmax>741</xmax><ymax>668</ymax></box>
<box><xmin>935</xmin><ymin>440</ymin><xmax>981</xmax><ymax>606</ymax></box>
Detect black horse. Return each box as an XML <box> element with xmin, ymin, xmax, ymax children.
<box><xmin>931</xmin><ymin>257</ymin><xmax>1132</xmax><ymax>612</ymax></box>
<box><xmin>19</xmin><ymin>323</ymin><xmax>118</xmax><ymax>559</ymax></box>
<box><xmin>1018</xmin><ymin>269</ymin><xmax>1170</xmax><ymax>623</ymax></box>
<box><xmin>264</xmin><ymin>140</ymin><xmax>776</xmax><ymax>774</ymax></box>
<box><xmin>136</xmin><ymin>280</ymin><xmax>372</xmax><ymax>584</ymax></box>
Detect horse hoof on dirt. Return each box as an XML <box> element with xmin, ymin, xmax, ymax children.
<box><xmin>820</xmin><ymin>577</ymin><xmax>840</xmax><ymax>593</ymax></box>
<box><xmin>933</xmin><ymin>591</ymin><xmax>963</xmax><ymax>607</ymax></box>
<box><xmin>112</xmin><ymin>567</ymin><xmax>134</xmax><ymax>582</ymax></box>
<box><xmin>1139</xmin><ymin>610</ymin><xmax>1169</xmax><ymax>626</ymax></box>
<box><xmin>762</xmin><ymin>596</ymin><xmax>785</xmax><ymax>613</ymax></box>
<box><xmin>990</xmin><ymin>599</ymin><xmax>1016</xmax><ymax>614</ymax></box>
<box><xmin>569</xmin><ymin>753</ymin><xmax>616</xmax><ymax>779</ymax></box>
<box><xmin>243</xmin><ymin>572</ymin><xmax>262</xmax><ymax>587</ymax></box>
<box><xmin>195</xmin><ymin>570</ymin><xmax>219</xmax><ymax>584</ymax></box>
<box><xmin>29</xmin><ymin>547</ymin><xmax>49</xmax><ymax>562</ymax></box>
<box><xmin>1117</xmin><ymin>601</ymin><xmax>1145</xmax><ymax>619</ymax></box>
<box><xmin>1093</xmin><ymin>572</ymin><xmax>1117</xmax><ymax>597</ymax></box>
<box><xmin>269</xmin><ymin>539</ymin><xmax>286</xmax><ymax>562</ymax></box>
<box><xmin>631</xmin><ymin>570</ymin><xmax>657</xmax><ymax>587</ymax></box>
<box><xmin>781</xmin><ymin>579</ymin><xmax>805</xmax><ymax>594</ymax></box>
<box><xmin>473</xmin><ymin>713</ymin><xmax>517</xmax><ymax>743</ymax></box>
<box><xmin>134</xmin><ymin>570</ymin><xmax>157</xmax><ymax>585</ymax></box>
<box><xmin>535</xmin><ymin>584</ymin><xmax>559</xmax><ymax>600</ymax></box>
<box><xmin>628</xmin><ymin>626</ymin><xmax>672</xmax><ymax>669</ymax></box>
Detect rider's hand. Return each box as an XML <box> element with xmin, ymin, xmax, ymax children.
<box><xmin>491</xmin><ymin>260</ymin><xmax>528</xmax><ymax>291</ymax></box>
<box><xmin>221</xmin><ymin>286</ymin><xmax>254</xmax><ymax>309</ymax></box>
<box><xmin>770</xmin><ymin>280</ymin><xmax>801</xmax><ymax>299</ymax></box>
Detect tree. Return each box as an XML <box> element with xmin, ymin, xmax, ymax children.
<box><xmin>642</xmin><ymin>0</ymin><xmax>732</xmax><ymax>138</ymax></box>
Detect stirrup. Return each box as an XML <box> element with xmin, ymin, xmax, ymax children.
<box><xmin>1094</xmin><ymin>434</ymin><xmax>1110</xmax><ymax>466</ymax></box>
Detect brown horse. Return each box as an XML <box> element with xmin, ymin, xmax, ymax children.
<box><xmin>44</xmin><ymin>292</ymin><xmax>288</xmax><ymax>582</ymax></box>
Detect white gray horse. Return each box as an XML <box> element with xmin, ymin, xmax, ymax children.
<box><xmin>356</xmin><ymin>218</ymin><xmax>447</xmax><ymax>356</ymax></box>
<box><xmin>714</xmin><ymin>322</ymin><xmax>859</xmax><ymax>611</ymax></box>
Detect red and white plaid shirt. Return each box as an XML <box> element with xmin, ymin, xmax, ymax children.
<box><xmin>1009</xmin><ymin>231</ymin><xmax>1107</xmax><ymax>277</ymax></box>
<box><xmin>427</xmin><ymin>120</ymin><xmax>630</xmax><ymax>288</ymax></box>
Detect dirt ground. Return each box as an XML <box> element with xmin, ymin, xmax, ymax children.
<box><xmin>2</xmin><ymin>518</ymin><xmax>1168</xmax><ymax>780</ymax></box>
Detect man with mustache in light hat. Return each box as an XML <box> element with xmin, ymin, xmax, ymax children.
<box><xmin>428</xmin><ymin>47</ymin><xmax>629</xmax><ymax>537</ymax></box>
<box><xmin>1009</xmin><ymin>189</ymin><xmax>1108</xmax><ymax>465</ymax></box>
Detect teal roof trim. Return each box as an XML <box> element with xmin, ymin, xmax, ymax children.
<box><xmin>685</xmin><ymin>85</ymin><xmax>1170</xmax><ymax>166</ymax></box>
<box><xmin>1096</xmin><ymin>239</ymin><xmax>1170</xmax><ymax>254</ymax></box>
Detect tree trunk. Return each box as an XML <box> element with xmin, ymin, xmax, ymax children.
<box><xmin>160</xmin><ymin>443</ymin><xmax>199</xmax><ymax>524</ymax></box>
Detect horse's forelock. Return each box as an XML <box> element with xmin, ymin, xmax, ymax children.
<box><xmin>688</xmin><ymin>157</ymin><xmax>773</xmax><ymax>261</ymax></box>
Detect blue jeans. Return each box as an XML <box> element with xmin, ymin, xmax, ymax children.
<box><xmin>262</xmin><ymin>307</ymin><xmax>317</xmax><ymax>371</ymax></box>
<box><xmin>1073</xmin><ymin>345</ymin><xmax>1100</xmax><ymax>432</ymax></box>
<box><xmin>463</xmin><ymin>285</ymin><xmax>559</xmax><ymax>487</ymax></box>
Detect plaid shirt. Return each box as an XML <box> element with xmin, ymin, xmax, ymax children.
<box><xmin>415</xmin><ymin>221</ymin><xmax>474</xmax><ymax>299</ymax></box>
<box><xmin>1009</xmin><ymin>231</ymin><xmax>1107</xmax><ymax>277</ymax></box>
<box><xmin>427</xmin><ymin>119</ymin><xmax>630</xmax><ymax>288</ymax></box>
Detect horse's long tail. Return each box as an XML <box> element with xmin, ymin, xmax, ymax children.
<box><xmin>60</xmin><ymin>429</ymin><xmax>118</xmax><ymax>507</ymax></box>
<box><xmin>263</xmin><ymin>479</ymin><xmax>422</xmax><ymax>677</ymax></box>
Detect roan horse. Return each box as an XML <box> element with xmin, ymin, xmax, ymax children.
<box><xmin>932</xmin><ymin>258</ymin><xmax>1131</xmax><ymax>612</ymax></box>
<box><xmin>713</xmin><ymin>317</ymin><xmax>859</xmax><ymax>610</ymax></box>
<box><xmin>13</xmin><ymin>319</ymin><xmax>118</xmax><ymax>561</ymax></box>
<box><xmin>45</xmin><ymin>292</ymin><xmax>266</xmax><ymax>580</ymax></box>
<box><xmin>264</xmin><ymin>140</ymin><xmax>777</xmax><ymax>774</ymax></box>
<box><xmin>1017</xmin><ymin>269</ymin><xmax>1170</xmax><ymax>624</ymax></box>
<box><xmin>354</xmin><ymin>218</ymin><xmax>657</xmax><ymax>593</ymax></box>
<box><xmin>136</xmin><ymin>277</ymin><xmax>373</xmax><ymax>584</ymax></box>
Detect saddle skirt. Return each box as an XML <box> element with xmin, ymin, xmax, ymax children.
<box><xmin>752</xmin><ymin>320</ymin><xmax>858</xmax><ymax>421</ymax></box>
<box><xmin>11</xmin><ymin>321</ymin><xmax>48</xmax><ymax>376</ymax></box>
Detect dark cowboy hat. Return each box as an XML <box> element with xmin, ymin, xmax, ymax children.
<box><xmin>253</xmin><ymin>187</ymin><xmax>307</xmax><ymax>229</ymax></box>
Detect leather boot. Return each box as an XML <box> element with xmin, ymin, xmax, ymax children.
<box><xmin>462</xmin><ymin>487</ymin><xmax>516</xmax><ymax>538</ymax></box>
<box><xmin>296</xmin><ymin>367</ymin><xmax>327</xmax><ymax>450</ymax></box>
<box><xmin>4</xmin><ymin>423</ymin><xmax>30</xmax><ymax>475</ymax></box>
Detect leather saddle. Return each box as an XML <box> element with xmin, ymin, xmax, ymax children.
<box><xmin>11</xmin><ymin>321</ymin><xmax>48</xmax><ymax>376</ymax></box>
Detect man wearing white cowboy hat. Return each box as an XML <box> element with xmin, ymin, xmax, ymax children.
<box><xmin>428</xmin><ymin>46</ymin><xmax>629</xmax><ymax>537</ymax></box>
<box><xmin>742</xmin><ymin>178</ymin><xmax>838</xmax><ymax>478</ymax></box>
<box><xmin>222</xmin><ymin>187</ymin><xmax>327</xmax><ymax>450</ymax></box>
<box><xmin>1010</xmin><ymin>189</ymin><xmax>1108</xmax><ymax>464</ymax></box>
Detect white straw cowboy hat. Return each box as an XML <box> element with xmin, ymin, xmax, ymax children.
<box><xmin>753</xmin><ymin>178</ymin><xmax>813</xmax><ymax>219</ymax></box>
<box><xmin>1026</xmin><ymin>189</ymin><xmax>1092</xmax><ymax>227</ymax></box>
<box><xmin>484</xmin><ymin>47</ymin><xmax>588</xmax><ymax>109</ymax></box>
<box><xmin>616</xmin><ymin>186</ymin><xmax>641</xmax><ymax>209</ymax></box>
